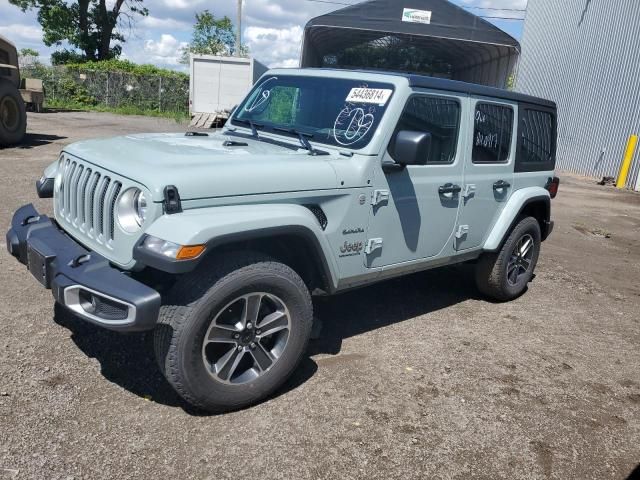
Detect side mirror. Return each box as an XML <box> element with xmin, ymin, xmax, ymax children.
<box><xmin>393</xmin><ymin>131</ymin><xmax>432</xmax><ymax>166</ymax></box>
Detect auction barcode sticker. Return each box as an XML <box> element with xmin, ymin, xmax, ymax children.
<box><xmin>346</xmin><ymin>88</ymin><xmax>393</xmax><ymax>105</ymax></box>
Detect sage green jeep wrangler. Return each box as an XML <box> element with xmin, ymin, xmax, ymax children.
<box><xmin>7</xmin><ymin>69</ymin><xmax>558</xmax><ymax>412</ymax></box>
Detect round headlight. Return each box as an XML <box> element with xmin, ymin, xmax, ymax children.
<box><xmin>117</xmin><ymin>188</ymin><xmax>148</xmax><ymax>233</ymax></box>
<box><xmin>134</xmin><ymin>190</ymin><xmax>148</xmax><ymax>226</ymax></box>
<box><xmin>54</xmin><ymin>158</ymin><xmax>64</xmax><ymax>195</ymax></box>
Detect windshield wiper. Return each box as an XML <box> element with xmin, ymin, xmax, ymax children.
<box><xmin>234</xmin><ymin>119</ymin><xmax>264</xmax><ymax>138</ymax></box>
<box><xmin>272</xmin><ymin>127</ymin><xmax>327</xmax><ymax>156</ymax></box>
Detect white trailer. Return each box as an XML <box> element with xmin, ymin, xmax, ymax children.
<box><xmin>189</xmin><ymin>55</ymin><xmax>268</xmax><ymax>128</ymax></box>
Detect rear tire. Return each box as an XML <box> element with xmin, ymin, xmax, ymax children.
<box><xmin>154</xmin><ymin>252</ymin><xmax>313</xmax><ymax>413</ymax></box>
<box><xmin>0</xmin><ymin>80</ymin><xmax>27</xmax><ymax>146</ymax></box>
<box><xmin>475</xmin><ymin>216</ymin><xmax>541</xmax><ymax>302</ymax></box>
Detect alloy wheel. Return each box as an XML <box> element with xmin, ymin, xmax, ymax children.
<box><xmin>507</xmin><ymin>233</ymin><xmax>535</xmax><ymax>286</ymax></box>
<box><xmin>202</xmin><ymin>292</ymin><xmax>291</xmax><ymax>385</ymax></box>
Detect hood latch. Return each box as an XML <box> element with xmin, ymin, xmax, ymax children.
<box><xmin>163</xmin><ymin>185</ymin><xmax>183</xmax><ymax>214</ymax></box>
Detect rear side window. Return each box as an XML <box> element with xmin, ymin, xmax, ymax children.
<box><xmin>389</xmin><ymin>95</ymin><xmax>461</xmax><ymax>165</ymax></box>
<box><xmin>472</xmin><ymin>103</ymin><xmax>514</xmax><ymax>163</ymax></box>
<box><xmin>516</xmin><ymin>107</ymin><xmax>556</xmax><ymax>172</ymax></box>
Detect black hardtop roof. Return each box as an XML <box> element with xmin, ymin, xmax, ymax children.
<box><xmin>303</xmin><ymin>68</ymin><xmax>556</xmax><ymax>110</ymax></box>
<box><xmin>406</xmin><ymin>72</ymin><xmax>556</xmax><ymax>109</ymax></box>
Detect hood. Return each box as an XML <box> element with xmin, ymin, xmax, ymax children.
<box><xmin>63</xmin><ymin>132</ymin><xmax>340</xmax><ymax>201</ymax></box>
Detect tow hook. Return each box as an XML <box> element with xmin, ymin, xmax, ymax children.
<box><xmin>69</xmin><ymin>254</ymin><xmax>91</xmax><ymax>268</ymax></box>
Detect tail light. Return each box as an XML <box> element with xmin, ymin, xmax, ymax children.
<box><xmin>546</xmin><ymin>177</ymin><xmax>560</xmax><ymax>199</ymax></box>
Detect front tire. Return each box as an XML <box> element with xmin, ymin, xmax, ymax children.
<box><xmin>154</xmin><ymin>252</ymin><xmax>313</xmax><ymax>413</ymax></box>
<box><xmin>475</xmin><ymin>216</ymin><xmax>541</xmax><ymax>302</ymax></box>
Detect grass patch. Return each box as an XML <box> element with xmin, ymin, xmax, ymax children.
<box><xmin>45</xmin><ymin>98</ymin><xmax>189</xmax><ymax>123</ymax></box>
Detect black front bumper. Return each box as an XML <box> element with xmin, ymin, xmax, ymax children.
<box><xmin>6</xmin><ymin>204</ymin><xmax>161</xmax><ymax>332</ymax></box>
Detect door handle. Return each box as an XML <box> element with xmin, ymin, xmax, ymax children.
<box><xmin>493</xmin><ymin>180</ymin><xmax>511</xmax><ymax>191</ymax></box>
<box><xmin>438</xmin><ymin>183</ymin><xmax>462</xmax><ymax>195</ymax></box>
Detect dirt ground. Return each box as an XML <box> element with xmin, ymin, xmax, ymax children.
<box><xmin>1</xmin><ymin>112</ymin><xmax>639</xmax><ymax>480</ymax></box>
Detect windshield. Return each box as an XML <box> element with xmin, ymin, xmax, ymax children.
<box><xmin>231</xmin><ymin>75</ymin><xmax>395</xmax><ymax>150</ymax></box>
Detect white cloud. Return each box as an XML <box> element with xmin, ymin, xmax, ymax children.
<box><xmin>161</xmin><ymin>0</ymin><xmax>208</xmax><ymax>9</ymax></box>
<box><xmin>142</xmin><ymin>34</ymin><xmax>188</xmax><ymax>66</ymax></box>
<box><xmin>139</xmin><ymin>16</ymin><xmax>190</xmax><ymax>31</ymax></box>
<box><xmin>244</xmin><ymin>0</ymin><xmax>331</xmax><ymax>28</ymax></box>
<box><xmin>0</xmin><ymin>24</ymin><xmax>43</xmax><ymax>42</ymax></box>
<box><xmin>244</xmin><ymin>25</ymin><xmax>304</xmax><ymax>68</ymax></box>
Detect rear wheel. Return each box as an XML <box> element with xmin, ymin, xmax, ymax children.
<box><xmin>0</xmin><ymin>81</ymin><xmax>26</xmax><ymax>146</ymax></box>
<box><xmin>475</xmin><ymin>216</ymin><xmax>541</xmax><ymax>301</ymax></box>
<box><xmin>154</xmin><ymin>252</ymin><xmax>313</xmax><ymax>412</ymax></box>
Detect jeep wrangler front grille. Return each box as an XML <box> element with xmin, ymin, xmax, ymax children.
<box><xmin>57</xmin><ymin>158</ymin><xmax>122</xmax><ymax>243</ymax></box>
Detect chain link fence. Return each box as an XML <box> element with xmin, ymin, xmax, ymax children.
<box><xmin>21</xmin><ymin>64</ymin><xmax>189</xmax><ymax>116</ymax></box>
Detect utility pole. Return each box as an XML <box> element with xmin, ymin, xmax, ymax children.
<box><xmin>236</xmin><ymin>0</ymin><xmax>243</xmax><ymax>56</ymax></box>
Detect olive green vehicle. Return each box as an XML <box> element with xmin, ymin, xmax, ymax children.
<box><xmin>0</xmin><ymin>34</ymin><xmax>27</xmax><ymax>146</ymax></box>
<box><xmin>7</xmin><ymin>69</ymin><xmax>559</xmax><ymax>412</ymax></box>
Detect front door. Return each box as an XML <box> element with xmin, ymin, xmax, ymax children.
<box><xmin>365</xmin><ymin>93</ymin><xmax>467</xmax><ymax>268</ymax></box>
<box><xmin>455</xmin><ymin>98</ymin><xmax>517</xmax><ymax>251</ymax></box>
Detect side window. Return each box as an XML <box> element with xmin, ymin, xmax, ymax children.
<box><xmin>389</xmin><ymin>96</ymin><xmax>461</xmax><ymax>165</ymax></box>
<box><xmin>516</xmin><ymin>108</ymin><xmax>556</xmax><ymax>172</ymax></box>
<box><xmin>472</xmin><ymin>103</ymin><xmax>514</xmax><ymax>163</ymax></box>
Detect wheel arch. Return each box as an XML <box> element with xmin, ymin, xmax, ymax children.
<box><xmin>200</xmin><ymin>226</ymin><xmax>336</xmax><ymax>295</ymax></box>
<box><xmin>135</xmin><ymin>204</ymin><xmax>339</xmax><ymax>294</ymax></box>
<box><xmin>519</xmin><ymin>198</ymin><xmax>551</xmax><ymax>239</ymax></box>
<box><xmin>483</xmin><ymin>188</ymin><xmax>551</xmax><ymax>252</ymax></box>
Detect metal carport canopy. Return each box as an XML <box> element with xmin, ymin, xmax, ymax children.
<box><xmin>301</xmin><ymin>0</ymin><xmax>521</xmax><ymax>88</ymax></box>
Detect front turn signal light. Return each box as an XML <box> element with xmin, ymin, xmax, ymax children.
<box><xmin>142</xmin><ymin>235</ymin><xmax>206</xmax><ymax>261</ymax></box>
<box><xmin>176</xmin><ymin>244</ymin><xmax>206</xmax><ymax>260</ymax></box>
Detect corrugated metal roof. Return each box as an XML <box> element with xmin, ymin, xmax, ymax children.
<box><xmin>302</xmin><ymin>0</ymin><xmax>520</xmax><ymax>88</ymax></box>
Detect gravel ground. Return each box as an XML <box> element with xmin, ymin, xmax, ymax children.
<box><xmin>1</xmin><ymin>112</ymin><xmax>639</xmax><ymax>480</ymax></box>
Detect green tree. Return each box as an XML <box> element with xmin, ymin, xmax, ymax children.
<box><xmin>19</xmin><ymin>48</ymin><xmax>40</xmax><ymax>57</ymax></box>
<box><xmin>8</xmin><ymin>0</ymin><xmax>148</xmax><ymax>61</ymax></box>
<box><xmin>180</xmin><ymin>10</ymin><xmax>248</xmax><ymax>64</ymax></box>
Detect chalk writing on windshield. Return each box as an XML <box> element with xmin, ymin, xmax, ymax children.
<box><xmin>332</xmin><ymin>83</ymin><xmax>383</xmax><ymax>146</ymax></box>
<box><xmin>333</xmin><ymin>106</ymin><xmax>376</xmax><ymax>146</ymax></box>
<box><xmin>243</xmin><ymin>77</ymin><xmax>278</xmax><ymax>113</ymax></box>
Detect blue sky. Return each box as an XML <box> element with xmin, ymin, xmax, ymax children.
<box><xmin>0</xmin><ymin>0</ymin><xmax>527</xmax><ymax>69</ymax></box>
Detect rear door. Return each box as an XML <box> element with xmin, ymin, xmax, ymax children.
<box><xmin>191</xmin><ymin>57</ymin><xmax>221</xmax><ymax>113</ymax></box>
<box><xmin>455</xmin><ymin>98</ymin><xmax>517</xmax><ymax>251</ymax></box>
